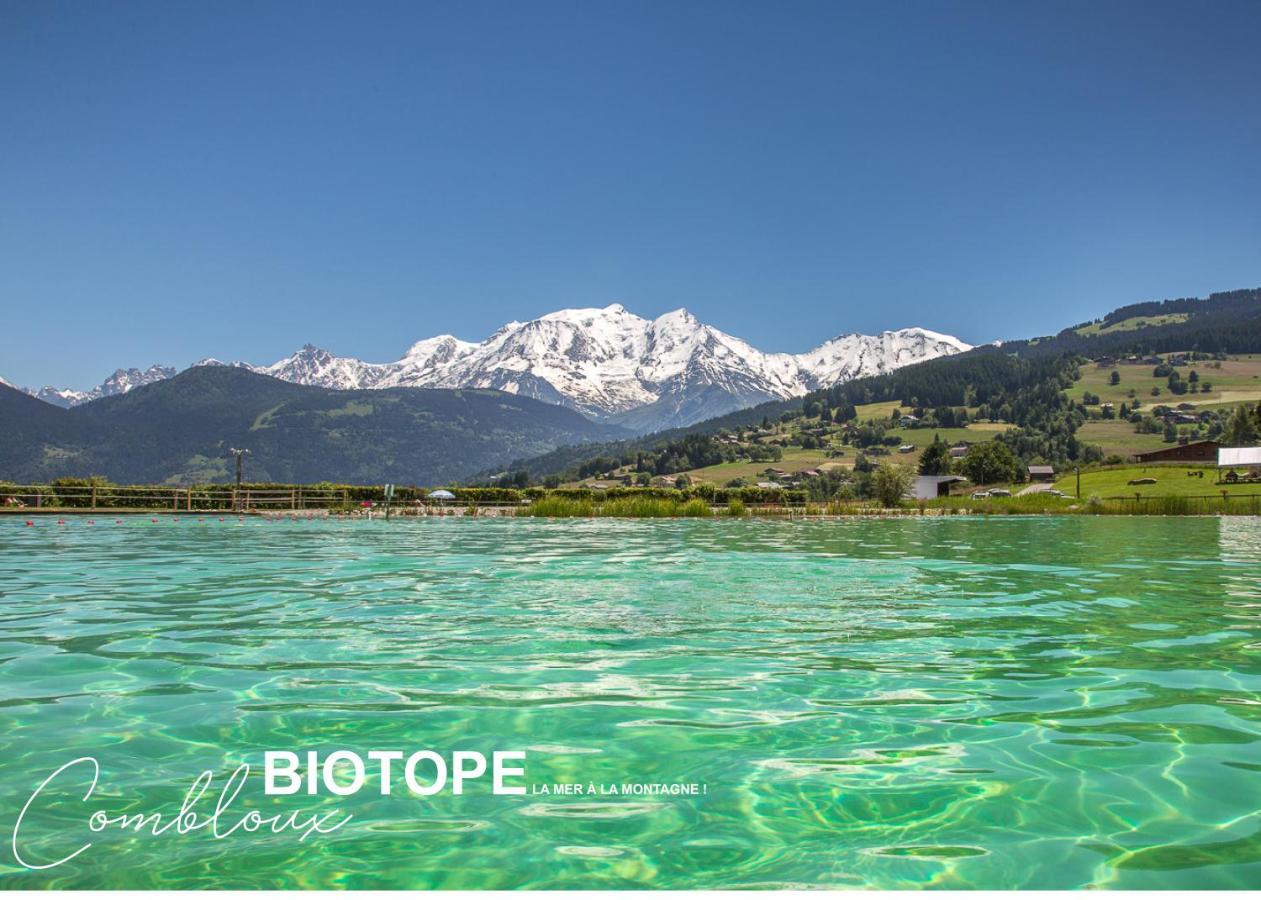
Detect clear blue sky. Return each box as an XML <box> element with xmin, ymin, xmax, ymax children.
<box><xmin>3</xmin><ymin>0</ymin><xmax>1260</xmax><ymax>389</ymax></box>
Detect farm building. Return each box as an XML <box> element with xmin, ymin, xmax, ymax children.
<box><xmin>908</xmin><ymin>475</ymin><xmax>968</xmax><ymax>500</ymax></box>
<box><xmin>1027</xmin><ymin>465</ymin><xmax>1055</xmax><ymax>482</ymax></box>
<box><xmin>1133</xmin><ymin>440</ymin><xmax>1221</xmax><ymax>464</ymax></box>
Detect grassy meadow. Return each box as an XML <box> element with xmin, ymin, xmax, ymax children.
<box><xmin>1053</xmin><ymin>464</ymin><xmax>1261</xmax><ymax>499</ymax></box>
<box><xmin>1073</xmin><ymin>353</ymin><xmax>1261</xmax><ymax>410</ymax></box>
<box><xmin>1073</xmin><ymin>313</ymin><xmax>1189</xmax><ymax>336</ymax></box>
<box><xmin>1067</xmin><ymin>353</ymin><xmax>1261</xmax><ymax>456</ymax></box>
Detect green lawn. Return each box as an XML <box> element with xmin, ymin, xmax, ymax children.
<box><xmin>1053</xmin><ymin>464</ymin><xmax>1261</xmax><ymax>499</ymax></box>
<box><xmin>854</xmin><ymin>400</ymin><xmax>904</xmax><ymax>420</ymax></box>
<box><xmin>1075</xmin><ymin>421</ymin><xmax>1170</xmax><ymax>459</ymax></box>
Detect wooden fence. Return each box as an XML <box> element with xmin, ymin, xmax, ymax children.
<box><xmin>0</xmin><ymin>484</ymin><xmax>350</xmax><ymax>513</ymax></box>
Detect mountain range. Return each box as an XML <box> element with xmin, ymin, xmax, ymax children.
<box><xmin>4</xmin><ymin>288</ymin><xmax>1258</xmax><ymax>486</ymax></box>
<box><xmin>22</xmin><ymin>365</ymin><xmax>176</xmax><ymax>407</ymax></box>
<box><xmin>0</xmin><ymin>367</ymin><xmax>624</xmax><ymax>485</ymax></box>
<box><xmin>13</xmin><ymin>305</ymin><xmax>970</xmax><ymax>432</ymax></box>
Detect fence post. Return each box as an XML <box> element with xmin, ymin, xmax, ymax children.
<box><xmin>90</xmin><ymin>486</ymin><xmax>97</xmax><ymax>511</ymax></box>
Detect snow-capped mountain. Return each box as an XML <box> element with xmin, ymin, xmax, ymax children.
<box><xmin>237</xmin><ymin>305</ymin><xmax>968</xmax><ymax>430</ymax></box>
<box><xmin>23</xmin><ymin>365</ymin><xmax>176</xmax><ymax>409</ymax></box>
<box><xmin>19</xmin><ymin>306</ymin><xmax>970</xmax><ymax>430</ymax></box>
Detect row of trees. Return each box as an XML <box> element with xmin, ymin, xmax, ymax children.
<box><xmin>917</xmin><ymin>436</ymin><xmax>1025</xmax><ymax>484</ymax></box>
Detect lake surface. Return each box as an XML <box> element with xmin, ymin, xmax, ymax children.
<box><xmin>1</xmin><ymin>516</ymin><xmax>1259</xmax><ymax>889</ymax></box>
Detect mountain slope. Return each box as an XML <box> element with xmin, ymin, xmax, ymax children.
<box><xmin>243</xmin><ymin>306</ymin><xmax>969</xmax><ymax>430</ymax></box>
<box><xmin>505</xmin><ymin>286</ymin><xmax>1261</xmax><ymax>479</ymax></box>
<box><xmin>0</xmin><ymin>367</ymin><xmax>627</xmax><ymax>485</ymax></box>
<box><xmin>18</xmin><ymin>305</ymin><xmax>970</xmax><ymax>431</ymax></box>
<box><xmin>29</xmin><ymin>365</ymin><xmax>175</xmax><ymax>408</ymax></box>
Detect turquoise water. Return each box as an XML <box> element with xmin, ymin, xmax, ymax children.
<box><xmin>1</xmin><ymin>516</ymin><xmax>1259</xmax><ymax>889</ymax></box>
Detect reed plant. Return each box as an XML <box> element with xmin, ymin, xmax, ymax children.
<box><xmin>517</xmin><ymin>496</ymin><xmax>595</xmax><ymax>517</ymax></box>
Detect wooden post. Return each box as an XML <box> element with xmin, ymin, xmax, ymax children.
<box><xmin>173</xmin><ymin>490</ymin><xmax>179</xmax><ymax>511</ymax></box>
<box><xmin>186</xmin><ymin>489</ymin><xmax>192</xmax><ymax>512</ymax></box>
<box><xmin>90</xmin><ymin>486</ymin><xmax>97</xmax><ymax>511</ymax></box>
<box><xmin>291</xmin><ymin>488</ymin><xmax>297</xmax><ymax>510</ymax></box>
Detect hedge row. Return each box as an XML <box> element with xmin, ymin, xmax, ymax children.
<box><xmin>0</xmin><ymin>478</ymin><xmax>808</xmax><ymax>509</ymax></box>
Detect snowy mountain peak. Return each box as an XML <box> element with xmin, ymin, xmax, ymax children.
<box><xmin>22</xmin><ymin>305</ymin><xmax>970</xmax><ymax>429</ymax></box>
<box><xmin>22</xmin><ymin>364</ymin><xmax>175</xmax><ymax>408</ymax></box>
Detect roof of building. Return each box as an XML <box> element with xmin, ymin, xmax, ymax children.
<box><xmin>1219</xmin><ymin>447</ymin><xmax>1261</xmax><ymax>466</ymax></box>
<box><xmin>1134</xmin><ymin>440</ymin><xmax>1220</xmax><ymax>461</ymax></box>
<box><xmin>1027</xmin><ymin>465</ymin><xmax>1055</xmax><ymax>475</ymax></box>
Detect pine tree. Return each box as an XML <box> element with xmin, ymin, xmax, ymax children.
<box><xmin>1224</xmin><ymin>404</ymin><xmax>1258</xmax><ymax>445</ymax></box>
<box><xmin>919</xmin><ymin>436</ymin><xmax>953</xmax><ymax>476</ymax></box>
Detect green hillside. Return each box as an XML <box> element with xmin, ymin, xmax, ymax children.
<box><xmin>506</xmin><ymin>288</ymin><xmax>1261</xmax><ymax>495</ymax></box>
<box><xmin>0</xmin><ymin>367</ymin><xmax>626</xmax><ymax>485</ymax></box>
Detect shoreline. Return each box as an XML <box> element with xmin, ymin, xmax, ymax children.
<box><xmin>4</xmin><ymin>506</ymin><xmax>1256</xmax><ymax>520</ymax></box>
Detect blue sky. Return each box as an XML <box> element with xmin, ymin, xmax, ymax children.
<box><xmin>3</xmin><ymin>0</ymin><xmax>1260</xmax><ymax>389</ymax></box>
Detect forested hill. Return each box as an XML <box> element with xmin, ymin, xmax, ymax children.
<box><xmin>802</xmin><ymin>287</ymin><xmax>1260</xmax><ymax>418</ymax></box>
<box><xmin>0</xmin><ymin>367</ymin><xmax>627</xmax><ymax>485</ymax></box>
<box><xmin>500</xmin><ymin>394</ymin><xmax>804</xmax><ymax>480</ymax></box>
<box><xmin>1007</xmin><ymin>288</ymin><xmax>1261</xmax><ymax>358</ymax></box>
